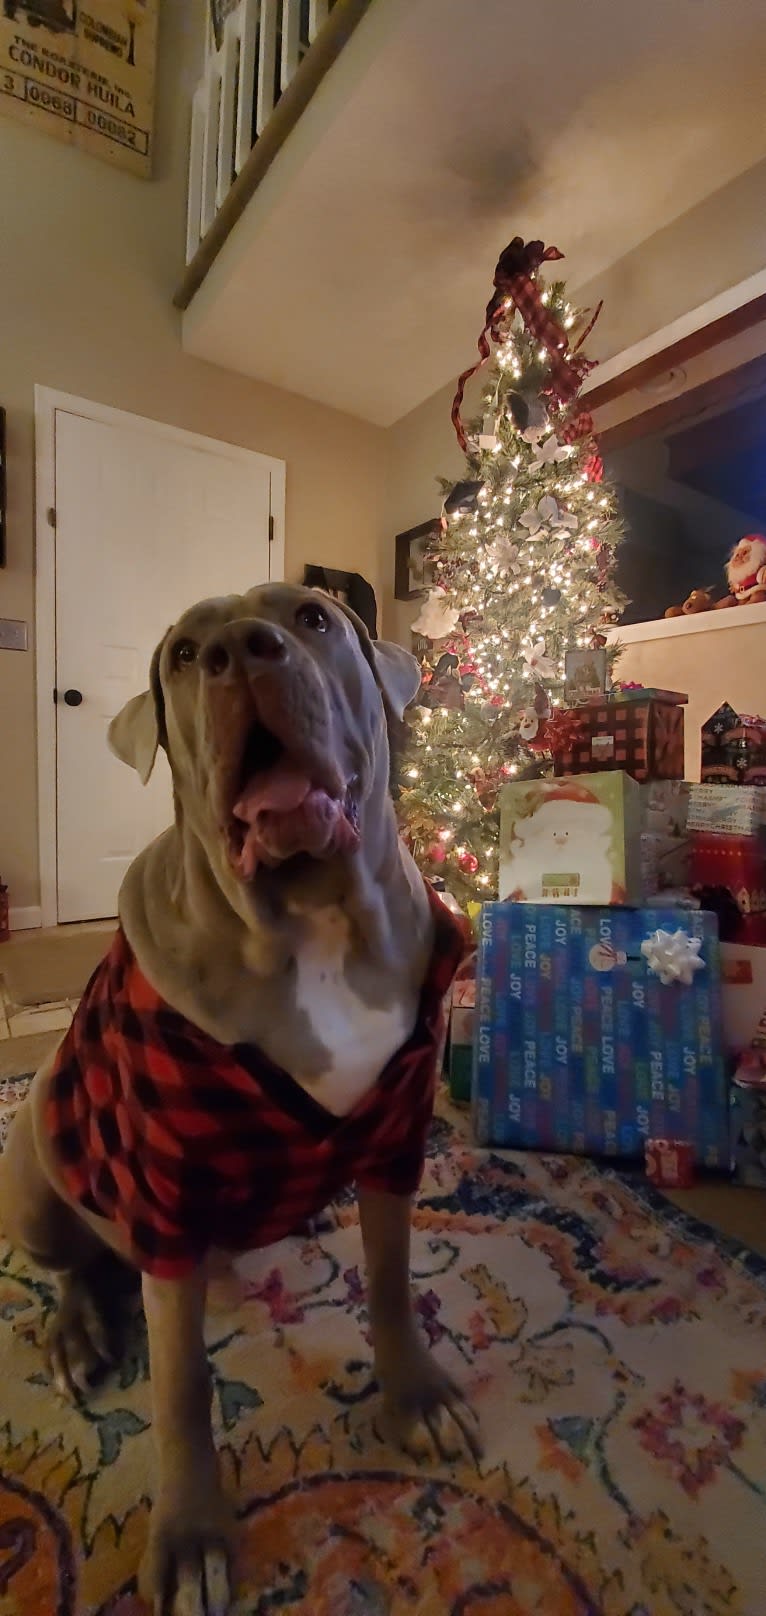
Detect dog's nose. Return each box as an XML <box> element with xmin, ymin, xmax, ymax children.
<box><xmin>201</xmin><ymin>620</ymin><xmax>287</xmax><ymax>678</ymax></box>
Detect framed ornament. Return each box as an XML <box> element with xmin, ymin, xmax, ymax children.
<box><xmin>564</xmin><ymin>647</ymin><xmax>607</xmax><ymax>704</ymax></box>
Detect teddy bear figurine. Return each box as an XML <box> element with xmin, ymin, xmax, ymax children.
<box><xmin>664</xmin><ymin>587</ymin><xmax>716</xmax><ymax>619</ymax></box>
<box><xmin>715</xmin><ymin>533</ymin><xmax>766</xmax><ymax>608</ymax></box>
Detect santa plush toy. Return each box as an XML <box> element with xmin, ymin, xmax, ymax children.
<box><xmin>501</xmin><ymin>781</ymin><xmax>618</xmax><ymax>904</ymax></box>
<box><xmin>716</xmin><ymin>533</ymin><xmax>766</xmax><ymax>607</ymax></box>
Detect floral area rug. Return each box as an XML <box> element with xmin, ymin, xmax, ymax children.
<box><xmin>0</xmin><ymin>1075</ymin><xmax>765</xmax><ymax>1615</ymax></box>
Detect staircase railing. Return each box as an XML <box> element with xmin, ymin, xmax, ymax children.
<box><xmin>185</xmin><ymin>0</ymin><xmax>337</xmax><ymax>267</ymax></box>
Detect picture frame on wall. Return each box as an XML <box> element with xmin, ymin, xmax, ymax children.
<box><xmin>395</xmin><ymin>519</ymin><xmax>440</xmax><ymax>601</ymax></box>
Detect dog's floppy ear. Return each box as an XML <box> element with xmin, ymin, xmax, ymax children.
<box><xmin>366</xmin><ymin>638</ymin><xmax>422</xmax><ymax>720</ymax></box>
<box><xmin>331</xmin><ymin>597</ymin><xmax>421</xmax><ymax>719</ymax></box>
<box><xmin>108</xmin><ymin>635</ymin><xmax>168</xmax><ymax>785</ymax></box>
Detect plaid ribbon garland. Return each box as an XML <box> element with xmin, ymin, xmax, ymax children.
<box><xmin>559</xmin><ymin>406</ymin><xmax>604</xmax><ymax>483</ymax></box>
<box><xmin>451</xmin><ymin>237</ymin><xmax>599</xmax><ymax>452</ymax></box>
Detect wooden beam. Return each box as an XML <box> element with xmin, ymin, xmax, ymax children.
<box><xmin>175</xmin><ymin>0</ymin><xmax>374</xmax><ymax>312</ymax></box>
<box><xmin>598</xmin><ymin>349</ymin><xmax>766</xmax><ymax>456</ymax></box>
<box><xmin>587</xmin><ymin>292</ymin><xmax>766</xmax><ymax>411</ymax></box>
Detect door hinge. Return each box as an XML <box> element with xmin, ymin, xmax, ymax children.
<box><xmin>47</xmin><ymin>507</ymin><xmax>56</xmax><ymax>529</ymax></box>
<box><xmin>53</xmin><ymin>687</ymin><xmax>57</xmax><ymax>703</ymax></box>
<box><xmin>268</xmin><ymin>513</ymin><xmax>275</xmax><ymax>544</ymax></box>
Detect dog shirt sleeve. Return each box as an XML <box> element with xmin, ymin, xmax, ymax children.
<box><xmin>46</xmin><ymin>932</ymin><xmax>210</xmax><ymax>1280</ymax></box>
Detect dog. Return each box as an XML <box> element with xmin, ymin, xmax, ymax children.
<box><xmin>0</xmin><ymin>584</ymin><xmax>477</xmax><ymax>1615</ymax></box>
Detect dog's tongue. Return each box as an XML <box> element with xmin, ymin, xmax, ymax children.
<box><xmin>235</xmin><ymin>760</ymin><xmax>312</xmax><ymax>820</ymax></box>
<box><xmin>232</xmin><ymin>762</ymin><xmax>355</xmax><ymax>877</ymax></box>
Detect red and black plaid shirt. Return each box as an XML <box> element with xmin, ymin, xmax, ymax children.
<box><xmin>46</xmin><ymin>885</ymin><xmax>465</xmax><ymax>1280</ymax></box>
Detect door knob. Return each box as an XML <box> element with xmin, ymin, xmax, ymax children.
<box><xmin>63</xmin><ymin>689</ymin><xmax>83</xmax><ymax>707</ymax></box>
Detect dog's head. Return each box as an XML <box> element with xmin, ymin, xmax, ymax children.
<box><xmin>108</xmin><ymin>584</ymin><xmax>420</xmax><ymax>893</ymax></box>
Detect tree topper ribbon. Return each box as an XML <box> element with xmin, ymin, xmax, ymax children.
<box><xmin>451</xmin><ymin>238</ymin><xmax>599</xmax><ymax>452</ymax></box>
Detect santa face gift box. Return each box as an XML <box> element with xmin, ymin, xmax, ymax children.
<box><xmin>553</xmin><ymin>693</ymin><xmax>685</xmax><ymax>782</ymax></box>
<box><xmin>471</xmin><ymin>904</ymin><xmax>728</xmax><ymax>1167</ymax></box>
<box><xmin>499</xmin><ymin>774</ymin><xmax>641</xmax><ymax>906</ymax></box>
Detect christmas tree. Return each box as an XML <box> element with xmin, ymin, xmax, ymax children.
<box><xmin>398</xmin><ymin>237</ymin><xmax>627</xmax><ymax>910</ymax></box>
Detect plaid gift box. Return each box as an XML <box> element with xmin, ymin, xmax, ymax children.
<box><xmin>553</xmin><ymin>697</ymin><xmax>685</xmax><ymax>782</ymax></box>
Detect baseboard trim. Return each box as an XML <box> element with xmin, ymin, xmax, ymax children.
<box><xmin>9</xmin><ymin>906</ymin><xmax>42</xmax><ymax>932</ymax></box>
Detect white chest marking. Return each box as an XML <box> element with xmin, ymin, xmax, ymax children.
<box><xmin>292</xmin><ymin>908</ymin><xmax>412</xmax><ymax>1117</ymax></box>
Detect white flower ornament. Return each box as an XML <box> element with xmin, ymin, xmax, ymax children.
<box><xmin>518</xmin><ymin>494</ymin><xmax>577</xmax><ymax>542</ymax></box>
<box><xmin>486</xmin><ymin>536</ymin><xmax>521</xmax><ymax>573</ymax></box>
<box><xmin>523</xmin><ymin>640</ymin><xmax>557</xmax><ymax>679</ymax></box>
<box><xmin>529</xmin><ymin>436</ymin><xmax>570</xmax><ymax>473</ymax></box>
<box><xmin>411</xmin><ymin>587</ymin><xmax>460</xmax><ymax>642</ymax></box>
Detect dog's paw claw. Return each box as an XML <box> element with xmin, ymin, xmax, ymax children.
<box><xmin>382</xmin><ymin>1352</ymin><xmax>482</xmax><ymax>1466</ymax></box>
<box><xmin>141</xmin><ymin>1504</ymin><xmax>233</xmax><ymax>1616</ymax></box>
<box><xmin>44</xmin><ymin>1284</ymin><xmax>114</xmax><ymax>1404</ymax></box>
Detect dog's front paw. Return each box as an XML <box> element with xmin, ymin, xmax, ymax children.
<box><xmin>44</xmin><ymin>1279</ymin><xmax>115</xmax><ymax>1401</ymax></box>
<box><xmin>380</xmin><ymin>1345</ymin><xmax>481</xmax><ymax>1466</ymax></box>
<box><xmin>140</xmin><ymin>1491</ymin><xmax>234</xmax><ymax>1616</ymax></box>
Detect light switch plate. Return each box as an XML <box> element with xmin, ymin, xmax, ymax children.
<box><xmin>0</xmin><ymin>619</ymin><xmax>28</xmax><ymax>652</ymax></box>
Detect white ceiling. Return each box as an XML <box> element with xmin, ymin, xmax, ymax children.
<box><xmin>182</xmin><ymin>0</ymin><xmax>766</xmax><ymax>426</ymax></box>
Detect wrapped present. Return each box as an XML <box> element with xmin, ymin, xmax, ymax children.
<box><xmin>612</xmin><ymin>686</ymin><xmax>688</xmax><ymax>704</ymax></box>
<box><xmin>499</xmin><ymin>773</ymin><xmax>641</xmax><ymax>905</ymax></box>
<box><xmin>645</xmin><ymin>1138</ymin><xmax>695</xmax><ymax>1188</ymax></box>
<box><xmin>448</xmin><ymin>1005</ymin><xmax>475</xmax><ymax>1105</ymax></box>
<box><xmin>640</xmin><ymin>780</ymin><xmax>691</xmax><ymax>897</ymax></box>
<box><xmin>689</xmin><ymin>832</ymin><xmax>766</xmax><ymax>945</ymax></box>
<box><xmin>701</xmin><ymin>704</ymin><xmax>766</xmax><ymax>786</ymax></box>
<box><xmin>730</xmin><ymin>1070</ymin><xmax>766</xmax><ymax>1187</ymax></box>
<box><xmin>720</xmin><ymin>943</ymin><xmax>766</xmax><ymax>1053</ymax></box>
<box><xmin>552</xmin><ymin>696</ymin><xmax>685</xmax><ymax>782</ymax></box>
<box><xmin>641</xmin><ymin>780</ymin><xmax>690</xmax><ymax>836</ymax></box>
<box><xmin>446</xmin><ymin>950</ymin><xmax>477</xmax><ymax>1104</ymax></box>
<box><xmin>687</xmin><ymin>783</ymin><xmax>766</xmax><ymax>837</ymax></box>
<box><xmin>472</xmin><ymin>904</ymin><xmax>728</xmax><ymax>1166</ymax></box>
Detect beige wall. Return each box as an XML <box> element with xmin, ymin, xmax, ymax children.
<box><xmin>384</xmin><ymin>374</ymin><xmax>482</xmax><ymax>647</ymax></box>
<box><xmin>0</xmin><ymin>0</ymin><xmax>389</xmax><ymax>914</ymax></box>
<box><xmin>608</xmin><ymin>607</ymin><xmax>766</xmax><ymax>781</ymax></box>
<box><xmin>573</xmin><ymin>159</ymin><xmax>766</xmax><ymax>365</ymax></box>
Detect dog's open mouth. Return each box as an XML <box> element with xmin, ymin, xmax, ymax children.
<box><xmin>227</xmin><ymin>721</ymin><xmax>360</xmax><ymax>880</ymax></box>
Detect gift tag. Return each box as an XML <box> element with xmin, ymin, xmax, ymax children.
<box><xmin>591</xmin><ymin>734</ymin><xmax>615</xmax><ymax>761</ymax></box>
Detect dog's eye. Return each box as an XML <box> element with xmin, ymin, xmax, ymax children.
<box><xmin>296</xmin><ymin>602</ymin><xmax>330</xmax><ymax>633</ymax></box>
<box><xmin>173</xmin><ymin>638</ymin><xmax>198</xmax><ymax>668</ymax></box>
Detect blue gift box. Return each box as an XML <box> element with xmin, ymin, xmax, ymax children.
<box><xmin>472</xmin><ymin>905</ymin><xmax>729</xmax><ymax>1167</ymax></box>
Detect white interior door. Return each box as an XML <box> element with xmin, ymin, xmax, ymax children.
<box><xmin>52</xmin><ymin>404</ymin><xmax>281</xmax><ymax>923</ymax></box>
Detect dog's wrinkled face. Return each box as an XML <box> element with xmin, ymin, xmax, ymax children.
<box><xmin>109</xmin><ymin>584</ymin><xmax>420</xmax><ymax>888</ymax></box>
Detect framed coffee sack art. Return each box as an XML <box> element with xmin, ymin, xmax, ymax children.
<box><xmin>395</xmin><ymin>519</ymin><xmax>440</xmax><ymax>601</ymax></box>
